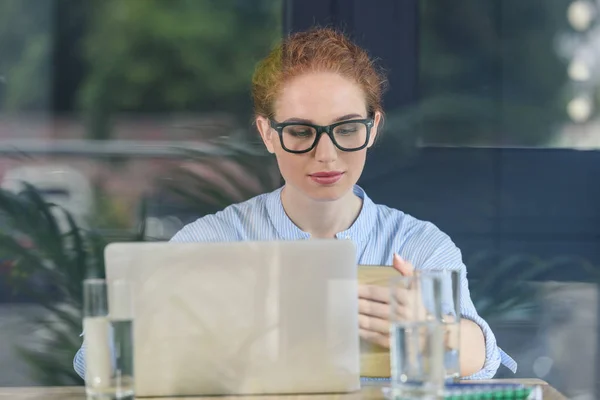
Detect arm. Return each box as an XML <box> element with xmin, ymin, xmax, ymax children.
<box><xmin>457</xmin><ymin>318</ymin><xmax>486</xmax><ymax>377</ymax></box>
<box><xmin>438</xmin><ymin>296</ymin><xmax>486</xmax><ymax>377</ymax></box>
<box><xmin>73</xmin><ymin>338</ymin><xmax>86</xmax><ymax>379</ymax></box>
<box><xmin>358</xmin><ymin>261</ymin><xmax>504</xmax><ymax>379</ymax></box>
<box><xmin>416</xmin><ymin>226</ymin><xmax>517</xmax><ymax>379</ymax></box>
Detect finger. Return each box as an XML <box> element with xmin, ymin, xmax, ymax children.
<box><xmin>358</xmin><ymin>297</ymin><xmax>412</xmax><ymax>322</ymax></box>
<box><xmin>390</xmin><ymin>287</ymin><xmax>413</xmax><ymax>306</ymax></box>
<box><xmin>359</xmin><ymin>328</ymin><xmax>390</xmax><ymax>348</ymax></box>
<box><xmin>393</xmin><ymin>253</ymin><xmax>415</xmax><ymax>276</ymax></box>
<box><xmin>358</xmin><ymin>284</ymin><xmax>390</xmax><ymax>304</ymax></box>
<box><xmin>390</xmin><ymin>287</ymin><xmax>424</xmax><ymax>320</ymax></box>
<box><xmin>358</xmin><ymin>298</ymin><xmax>389</xmax><ymax>319</ymax></box>
<box><xmin>359</xmin><ymin>314</ymin><xmax>390</xmax><ymax>335</ymax></box>
<box><xmin>390</xmin><ymin>304</ymin><xmax>413</xmax><ymax>321</ymax></box>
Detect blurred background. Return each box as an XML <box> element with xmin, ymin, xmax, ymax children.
<box><xmin>0</xmin><ymin>0</ymin><xmax>598</xmax><ymax>398</ymax></box>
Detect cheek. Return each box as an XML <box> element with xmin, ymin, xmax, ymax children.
<box><xmin>343</xmin><ymin>151</ymin><xmax>368</xmax><ymax>174</ymax></box>
<box><xmin>274</xmin><ymin>151</ymin><xmax>305</xmax><ymax>178</ymax></box>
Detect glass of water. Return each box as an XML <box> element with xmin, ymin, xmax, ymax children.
<box><xmin>83</xmin><ymin>279</ymin><xmax>134</xmax><ymax>400</ymax></box>
<box><xmin>417</xmin><ymin>269</ymin><xmax>461</xmax><ymax>382</ymax></box>
<box><xmin>389</xmin><ymin>274</ymin><xmax>445</xmax><ymax>400</ymax></box>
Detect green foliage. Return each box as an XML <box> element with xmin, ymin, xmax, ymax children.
<box><xmin>467</xmin><ymin>251</ymin><xmax>600</xmax><ymax>322</ymax></box>
<box><xmin>79</xmin><ymin>0</ymin><xmax>282</xmax><ymax>139</ymax></box>
<box><xmin>0</xmin><ymin>183</ymin><xmax>144</xmax><ymax>385</ymax></box>
<box><xmin>0</xmin><ymin>140</ymin><xmax>273</xmax><ymax>385</ymax></box>
<box><xmin>0</xmin><ymin>0</ymin><xmax>571</xmax><ymax>146</ymax></box>
<box><xmin>0</xmin><ymin>0</ymin><xmax>53</xmax><ymax>111</ymax></box>
<box><xmin>156</xmin><ymin>138</ymin><xmax>280</xmax><ymax>217</ymax></box>
<box><xmin>0</xmin><ymin>0</ymin><xmax>281</xmax><ymax>136</ymax></box>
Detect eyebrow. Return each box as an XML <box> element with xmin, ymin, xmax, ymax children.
<box><xmin>282</xmin><ymin>113</ymin><xmax>365</xmax><ymax>124</ymax></box>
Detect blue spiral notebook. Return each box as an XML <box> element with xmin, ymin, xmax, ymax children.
<box><xmin>381</xmin><ymin>382</ymin><xmax>543</xmax><ymax>399</ymax></box>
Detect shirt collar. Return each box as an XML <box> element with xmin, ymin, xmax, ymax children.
<box><xmin>265</xmin><ymin>185</ymin><xmax>378</xmax><ymax>244</ymax></box>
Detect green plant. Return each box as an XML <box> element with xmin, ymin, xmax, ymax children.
<box><xmin>467</xmin><ymin>251</ymin><xmax>600</xmax><ymax>322</ymax></box>
<box><xmin>79</xmin><ymin>0</ymin><xmax>282</xmax><ymax>140</ymax></box>
<box><xmin>0</xmin><ymin>182</ymin><xmax>144</xmax><ymax>385</ymax></box>
<box><xmin>0</xmin><ymin>136</ymin><xmax>274</xmax><ymax>385</ymax></box>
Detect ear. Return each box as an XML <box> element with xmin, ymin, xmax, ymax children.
<box><xmin>367</xmin><ymin>111</ymin><xmax>383</xmax><ymax>148</ymax></box>
<box><xmin>256</xmin><ymin>116</ymin><xmax>276</xmax><ymax>154</ymax></box>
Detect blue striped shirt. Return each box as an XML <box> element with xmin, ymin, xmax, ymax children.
<box><xmin>73</xmin><ymin>184</ymin><xmax>517</xmax><ymax>380</ymax></box>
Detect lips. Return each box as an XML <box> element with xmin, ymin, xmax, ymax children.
<box><xmin>309</xmin><ymin>171</ymin><xmax>344</xmax><ymax>185</ymax></box>
<box><xmin>310</xmin><ymin>171</ymin><xmax>343</xmax><ymax>178</ymax></box>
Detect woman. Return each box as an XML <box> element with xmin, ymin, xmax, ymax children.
<box><xmin>74</xmin><ymin>27</ymin><xmax>516</xmax><ymax>380</ymax></box>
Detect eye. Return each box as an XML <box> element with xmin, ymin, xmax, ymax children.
<box><xmin>334</xmin><ymin>123</ymin><xmax>361</xmax><ymax>135</ymax></box>
<box><xmin>285</xmin><ymin>126</ymin><xmax>314</xmax><ymax>138</ymax></box>
<box><xmin>337</xmin><ymin>127</ymin><xmax>358</xmax><ymax>135</ymax></box>
<box><xmin>292</xmin><ymin>130</ymin><xmax>311</xmax><ymax>137</ymax></box>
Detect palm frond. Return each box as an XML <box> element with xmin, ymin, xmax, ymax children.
<box><xmin>468</xmin><ymin>251</ymin><xmax>600</xmax><ymax>322</ymax></box>
<box><xmin>157</xmin><ymin>138</ymin><xmax>280</xmax><ymax>217</ymax></box>
<box><xmin>0</xmin><ymin>182</ymin><xmax>135</xmax><ymax>385</ymax></box>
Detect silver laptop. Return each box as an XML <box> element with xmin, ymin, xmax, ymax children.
<box><xmin>104</xmin><ymin>240</ymin><xmax>361</xmax><ymax>397</ymax></box>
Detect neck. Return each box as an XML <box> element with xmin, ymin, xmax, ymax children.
<box><xmin>280</xmin><ymin>185</ymin><xmax>363</xmax><ymax>238</ymax></box>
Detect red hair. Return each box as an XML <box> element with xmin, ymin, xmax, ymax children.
<box><xmin>252</xmin><ymin>27</ymin><xmax>388</xmax><ymax>118</ymax></box>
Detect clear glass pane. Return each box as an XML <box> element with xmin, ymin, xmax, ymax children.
<box><xmin>0</xmin><ymin>0</ymin><xmax>282</xmax><ymax>387</ymax></box>
<box><xmin>282</xmin><ymin>125</ymin><xmax>317</xmax><ymax>150</ymax></box>
<box><xmin>333</xmin><ymin>122</ymin><xmax>368</xmax><ymax>149</ymax></box>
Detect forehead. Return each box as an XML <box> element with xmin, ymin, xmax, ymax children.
<box><xmin>274</xmin><ymin>72</ymin><xmax>367</xmax><ymax>123</ymax></box>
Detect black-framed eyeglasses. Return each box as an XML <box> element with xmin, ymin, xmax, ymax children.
<box><xmin>269</xmin><ymin>117</ymin><xmax>374</xmax><ymax>154</ymax></box>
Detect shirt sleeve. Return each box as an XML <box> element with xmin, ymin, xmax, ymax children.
<box><xmin>73</xmin><ymin>326</ymin><xmax>118</xmax><ymax>381</ymax></box>
<box><xmin>169</xmin><ymin>213</ymin><xmax>239</xmax><ymax>243</ymax></box>
<box><xmin>404</xmin><ymin>221</ymin><xmax>517</xmax><ymax>378</ymax></box>
<box><xmin>73</xmin><ymin>339</ymin><xmax>86</xmax><ymax>379</ymax></box>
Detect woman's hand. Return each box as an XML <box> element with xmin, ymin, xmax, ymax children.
<box><xmin>358</xmin><ymin>254</ymin><xmax>416</xmax><ymax>348</ymax></box>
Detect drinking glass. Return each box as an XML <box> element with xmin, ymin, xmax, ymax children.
<box><xmin>389</xmin><ymin>274</ymin><xmax>445</xmax><ymax>399</ymax></box>
<box><xmin>83</xmin><ymin>279</ymin><xmax>134</xmax><ymax>399</ymax></box>
<box><xmin>417</xmin><ymin>269</ymin><xmax>461</xmax><ymax>382</ymax></box>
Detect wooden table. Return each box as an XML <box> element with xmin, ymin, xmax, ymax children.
<box><xmin>0</xmin><ymin>379</ymin><xmax>567</xmax><ymax>399</ymax></box>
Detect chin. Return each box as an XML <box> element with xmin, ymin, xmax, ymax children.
<box><xmin>283</xmin><ymin>173</ymin><xmax>358</xmax><ymax>203</ymax></box>
<box><xmin>303</xmin><ymin>182</ymin><xmax>355</xmax><ymax>202</ymax></box>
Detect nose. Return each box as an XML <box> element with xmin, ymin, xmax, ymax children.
<box><xmin>314</xmin><ymin>133</ymin><xmax>338</xmax><ymax>163</ymax></box>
